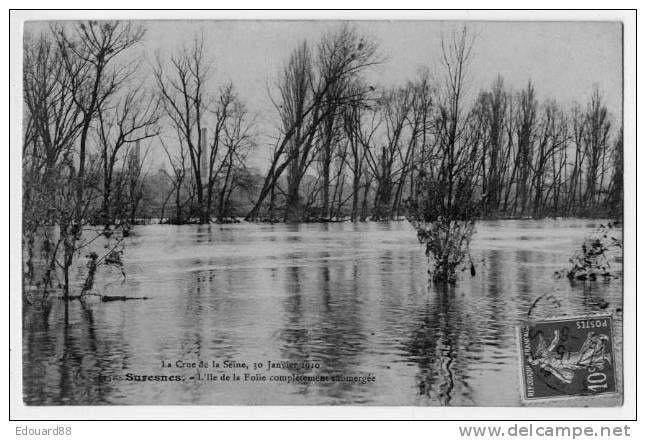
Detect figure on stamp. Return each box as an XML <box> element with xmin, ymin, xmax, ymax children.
<box><xmin>530</xmin><ymin>330</ymin><xmax>612</xmax><ymax>384</ymax></box>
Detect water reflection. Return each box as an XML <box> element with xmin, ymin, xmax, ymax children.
<box><xmin>278</xmin><ymin>264</ymin><xmax>312</xmax><ymax>397</ymax></box>
<box><xmin>22</xmin><ymin>220</ymin><xmax>623</xmax><ymax>405</ymax></box>
<box><xmin>23</xmin><ymin>301</ymin><xmax>129</xmax><ymax>405</ymax></box>
<box><xmin>407</xmin><ymin>284</ymin><xmax>460</xmax><ymax>405</ymax></box>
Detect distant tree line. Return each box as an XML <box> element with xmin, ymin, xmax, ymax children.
<box><xmin>242</xmin><ymin>25</ymin><xmax>622</xmax><ymax>222</ymax></box>
<box><xmin>23</xmin><ymin>22</ymin><xmax>623</xmax><ymax>241</ymax></box>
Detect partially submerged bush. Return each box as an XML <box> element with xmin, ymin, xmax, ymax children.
<box><xmin>410</xmin><ymin>217</ymin><xmax>476</xmax><ymax>283</ymax></box>
<box><xmin>559</xmin><ymin>221</ymin><xmax>622</xmax><ymax>280</ymax></box>
<box><xmin>80</xmin><ymin>248</ymin><xmax>126</xmax><ymax>297</ymax></box>
<box><xmin>406</xmin><ymin>169</ymin><xmax>481</xmax><ymax>284</ymax></box>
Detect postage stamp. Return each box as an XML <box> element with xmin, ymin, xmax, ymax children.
<box><xmin>519</xmin><ymin>315</ymin><xmax>617</xmax><ymax>401</ymax></box>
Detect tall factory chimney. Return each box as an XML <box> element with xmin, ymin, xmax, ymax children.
<box><xmin>200</xmin><ymin>127</ymin><xmax>208</xmax><ymax>184</ymax></box>
<box><xmin>130</xmin><ymin>139</ymin><xmax>141</xmax><ymax>170</ymax></box>
<box><xmin>134</xmin><ymin>140</ymin><xmax>141</xmax><ymax>166</ymax></box>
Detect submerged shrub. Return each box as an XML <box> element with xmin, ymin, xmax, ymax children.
<box><xmin>560</xmin><ymin>221</ymin><xmax>622</xmax><ymax>281</ymax></box>
<box><xmin>406</xmin><ymin>168</ymin><xmax>481</xmax><ymax>284</ymax></box>
<box><xmin>410</xmin><ymin>217</ymin><xmax>476</xmax><ymax>283</ymax></box>
<box><xmin>80</xmin><ymin>247</ymin><xmax>126</xmax><ymax>297</ymax></box>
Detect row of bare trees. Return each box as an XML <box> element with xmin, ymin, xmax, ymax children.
<box><xmin>23</xmin><ymin>22</ymin><xmax>623</xmax><ymax>239</ymax></box>
<box><xmin>244</xmin><ymin>26</ymin><xmax>622</xmax><ymax>222</ymax></box>
<box><xmin>470</xmin><ymin>80</ymin><xmax>621</xmax><ymax>218</ymax></box>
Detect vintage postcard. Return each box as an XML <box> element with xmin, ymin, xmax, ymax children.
<box><xmin>12</xmin><ymin>11</ymin><xmax>628</xmax><ymax>413</ymax></box>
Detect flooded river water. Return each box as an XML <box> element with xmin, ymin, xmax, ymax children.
<box><xmin>22</xmin><ymin>219</ymin><xmax>623</xmax><ymax>405</ymax></box>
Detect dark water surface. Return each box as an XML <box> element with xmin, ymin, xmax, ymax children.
<box><xmin>22</xmin><ymin>220</ymin><xmax>623</xmax><ymax>405</ymax></box>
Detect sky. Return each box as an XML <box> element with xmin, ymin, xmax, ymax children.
<box><xmin>24</xmin><ymin>20</ymin><xmax>623</xmax><ymax>171</ymax></box>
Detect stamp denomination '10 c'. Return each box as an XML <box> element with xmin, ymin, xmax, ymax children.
<box><xmin>519</xmin><ymin>315</ymin><xmax>617</xmax><ymax>401</ymax></box>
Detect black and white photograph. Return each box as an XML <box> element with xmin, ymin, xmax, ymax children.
<box><xmin>9</xmin><ymin>9</ymin><xmax>635</xmax><ymax>420</ymax></box>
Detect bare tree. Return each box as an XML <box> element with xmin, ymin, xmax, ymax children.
<box><xmin>279</xmin><ymin>41</ymin><xmax>317</xmax><ymax>221</ymax></box>
<box><xmin>246</xmin><ymin>25</ymin><xmax>379</xmax><ymax>221</ymax></box>
<box><xmin>606</xmin><ymin>130</ymin><xmax>623</xmax><ymax>215</ymax></box>
<box><xmin>512</xmin><ymin>82</ymin><xmax>538</xmax><ymax>216</ymax></box>
<box><xmin>154</xmin><ymin>35</ymin><xmax>212</xmax><ymax>222</ymax></box>
<box><xmin>364</xmin><ymin>86</ymin><xmax>413</xmax><ymax>219</ymax></box>
<box><xmin>342</xmin><ymin>82</ymin><xmax>375</xmax><ymax>221</ymax></box>
<box><xmin>53</xmin><ymin>21</ymin><xmax>145</xmax><ymax>214</ymax></box>
<box><xmin>159</xmin><ymin>127</ymin><xmax>191</xmax><ymax>224</ymax></box>
<box><xmin>531</xmin><ymin>101</ymin><xmax>568</xmax><ymax>216</ymax></box>
<box><xmin>583</xmin><ymin>87</ymin><xmax>612</xmax><ymax>210</ymax></box>
<box><xmin>407</xmin><ymin>27</ymin><xmax>481</xmax><ymax>283</ymax></box>
<box><xmin>215</xmin><ymin>96</ymin><xmax>256</xmax><ymax>219</ymax></box>
<box><xmin>95</xmin><ymin>85</ymin><xmax>160</xmax><ymax>226</ymax></box>
<box><xmin>474</xmin><ymin>76</ymin><xmax>509</xmax><ymax>216</ymax></box>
